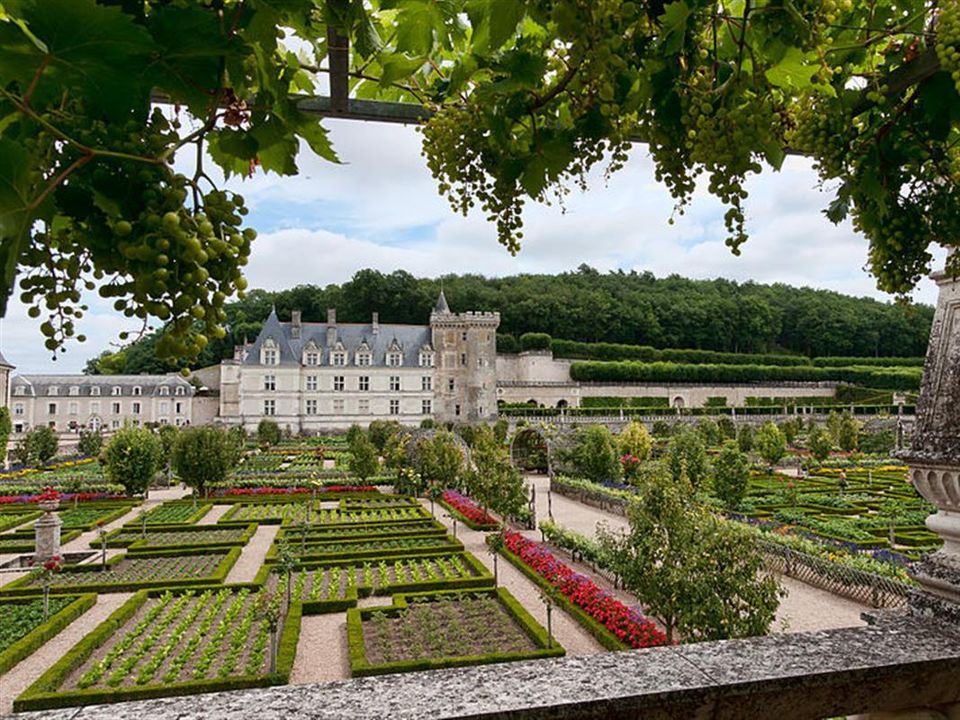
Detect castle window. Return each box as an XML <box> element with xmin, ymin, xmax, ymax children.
<box><xmin>158</xmin><ymin>386</ymin><xmax>168</xmax><ymax>396</ymax></box>
<box><xmin>389</xmin><ymin>399</ymin><xmax>400</xmax><ymax>415</ymax></box>
<box><xmin>421</xmin><ymin>399</ymin><xmax>432</xmax><ymax>415</ymax></box>
<box><xmin>263</xmin><ymin>399</ymin><xmax>275</xmax><ymax>416</ymax></box>
<box><xmin>111</xmin><ymin>386</ymin><xmax>122</xmax><ymax>396</ymax></box>
<box><xmin>112</xmin><ymin>402</ymin><xmax>121</xmax><ymax>414</ymax></box>
<box><xmin>69</xmin><ymin>386</ymin><xmax>79</xmax><ymax>396</ymax></box>
<box><xmin>132</xmin><ymin>386</ymin><xmax>142</xmax><ymax>396</ymax></box>
<box><xmin>387</xmin><ymin>352</ymin><xmax>402</xmax><ymax>367</ymax></box>
<box><xmin>306</xmin><ymin>375</ymin><xmax>317</xmax><ymax>391</ymax></box>
<box><xmin>264</xmin><ymin>375</ymin><xmax>276</xmax><ymax>391</ymax></box>
<box><xmin>359</xmin><ymin>376</ymin><xmax>370</xmax><ymax>392</ymax></box>
<box><xmin>261</xmin><ymin>338</ymin><xmax>279</xmax><ymax>366</ymax></box>
<box><xmin>48</xmin><ymin>386</ymin><xmax>59</xmax><ymax>396</ymax></box>
<box><xmin>389</xmin><ymin>376</ymin><xmax>400</xmax><ymax>392</ymax></box>
<box><xmin>159</xmin><ymin>401</ymin><xmax>168</xmax><ymax>414</ymax></box>
<box><xmin>175</xmin><ymin>386</ymin><xmax>185</xmax><ymax>396</ymax></box>
<box><xmin>332</xmin><ymin>351</ymin><xmax>346</xmax><ymax>366</ymax></box>
<box><xmin>14</xmin><ymin>386</ymin><xmax>25</xmax><ymax>396</ymax></box>
<box><xmin>13</xmin><ymin>403</ymin><xmax>23</xmax><ymax>416</ymax></box>
<box><xmin>132</xmin><ymin>402</ymin><xmax>141</xmax><ymax>415</ymax></box>
<box><xmin>462</xmin><ymin>331</ymin><xmax>467</xmax><ymax>341</ymax></box>
<box><xmin>358</xmin><ymin>399</ymin><xmax>370</xmax><ymax>414</ymax></box>
<box><xmin>68</xmin><ymin>401</ymin><xmax>78</xmax><ymax>415</ymax></box>
<box><xmin>448</xmin><ymin>378</ymin><xmax>455</xmax><ymax>392</ymax></box>
<box><xmin>334</xmin><ymin>376</ymin><xmax>345</xmax><ymax>391</ymax></box>
<box><xmin>357</xmin><ymin>352</ymin><xmax>371</xmax><ymax>366</ymax></box>
<box><xmin>305</xmin><ymin>351</ymin><xmax>319</xmax><ymax>366</ymax></box>
<box><xmin>305</xmin><ymin>399</ymin><xmax>317</xmax><ymax>415</ymax></box>
<box><xmin>460</xmin><ymin>353</ymin><xmax>467</xmax><ymax>366</ymax></box>
<box><xmin>418</xmin><ymin>352</ymin><xmax>434</xmax><ymax>367</ymax></box>
<box><xmin>333</xmin><ymin>399</ymin><xmax>344</xmax><ymax>413</ymax></box>
<box><xmin>48</xmin><ymin>402</ymin><xmax>57</xmax><ymax>415</ymax></box>
<box><xmin>455</xmin><ymin>404</ymin><xmax>461</xmax><ymax>416</ymax></box>
<box><xmin>421</xmin><ymin>376</ymin><xmax>432</xmax><ymax>391</ymax></box>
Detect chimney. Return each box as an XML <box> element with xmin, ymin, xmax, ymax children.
<box><xmin>291</xmin><ymin>310</ymin><xmax>301</xmax><ymax>339</ymax></box>
<box><xmin>326</xmin><ymin>308</ymin><xmax>337</xmax><ymax>346</ymax></box>
<box><xmin>372</xmin><ymin>312</ymin><xmax>379</xmax><ymax>335</ymax></box>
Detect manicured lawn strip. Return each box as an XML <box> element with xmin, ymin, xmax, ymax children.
<box><xmin>0</xmin><ymin>547</ymin><xmax>240</xmax><ymax>596</ymax></box>
<box><xmin>0</xmin><ymin>529</ymin><xmax>82</xmax><ymax>553</ymax></box>
<box><xmin>13</xmin><ymin>589</ymin><xmax>301</xmax><ymax>712</ymax></box>
<box><xmin>438</xmin><ymin>492</ymin><xmax>498</xmax><ymax>531</ymax></box>
<box><xmin>347</xmin><ymin>588</ymin><xmax>564</xmax><ymax>677</ymax></box>
<box><xmin>0</xmin><ymin>594</ymin><xmax>96</xmax><ymax>674</ymax></box>
<box><xmin>99</xmin><ymin>523</ymin><xmax>256</xmax><ymax>550</ymax></box>
<box><xmin>0</xmin><ymin>511</ymin><xmax>41</xmax><ymax>532</ymax></box>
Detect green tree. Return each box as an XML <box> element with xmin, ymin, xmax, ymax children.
<box><xmin>172</xmin><ymin>426</ymin><xmax>237</xmax><ymax>498</ymax></box>
<box><xmin>755</xmin><ymin>422</ymin><xmax>787</xmax><ymax>468</ymax></box>
<box><xmin>826</xmin><ymin>411</ymin><xmax>844</xmax><ymax>447</ymax></box>
<box><xmin>0</xmin><ymin>407</ymin><xmax>11</xmax><ymax>466</ymax></box>
<box><xmin>713</xmin><ymin>441</ymin><xmax>750</xmax><ymax>510</ymax></box>
<box><xmin>837</xmin><ymin>411</ymin><xmax>861</xmax><ymax>452</ymax></box>
<box><xmin>415</xmin><ymin>431</ymin><xmax>464</xmax><ymax>488</ymax></box>
<box><xmin>467</xmin><ymin>427</ymin><xmax>526</xmax><ymax>519</ymax></box>
<box><xmin>346</xmin><ymin>424</ymin><xmax>364</xmax><ymax>446</ymax></box>
<box><xmin>717</xmin><ymin>417</ymin><xmax>736</xmax><ymax>441</ymax></box>
<box><xmin>737</xmin><ymin>424</ymin><xmax>754</xmax><ymax>453</ymax></box>
<box><xmin>257</xmin><ymin>419</ymin><xmax>281</xmax><ymax>447</ymax></box>
<box><xmin>77</xmin><ymin>428</ymin><xmax>102</xmax><ymax>457</ymax></box>
<box><xmin>807</xmin><ymin>426</ymin><xmax>833</xmax><ymax>463</ymax></box>
<box><xmin>696</xmin><ymin>418</ymin><xmax>720</xmax><ymax>447</ymax></box>
<box><xmin>618</xmin><ymin>421</ymin><xmax>653</xmax><ymax>462</ymax></box>
<box><xmin>368</xmin><ymin>420</ymin><xmax>403</xmax><ymax>452</ymax></box>
<box><xmin>572</xmin><ymin>425</ymin><xmax>621</xmax><ymax>483</ymax></box>
<box><xmin>103</xmin><ymin>426</ymin><xmax>161</xmax><ymax>496</ymax></box>
<box><xmin>348</xmin><ymin>432</ymin><xmax>380</xmax><ymax>481</ymax></box>
<box><xmin>665</xmin><ymin>428</ymin><xmax>708</xmax><ymax>489</ymax></box>
<box><xmin>20</xmin><ymin>426</ymin><xmax>59</xmax><ymax>467</ymax></box>
<box><xmin>598</xmin><ymin>470</ymin><xmax>781</xmax><ymax>643</ymax></box>
<box><xmin>778</xmin><ymin>420</ymin><xmax>799</xmax><ymax>447</ymax></box>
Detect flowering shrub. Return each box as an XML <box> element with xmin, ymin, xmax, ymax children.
<box><xmin>502</xmin><ymin>530</ymin><xmax>667</xmax><ymax>649</ymax></box>
<box><xmin>37</xmin><ymin>486</ymin><xmax>61</xmax><ymax>502</ymax></box>
<box><xmin>620</xmin><ymin>454</ymin><xmax>642</xmax><ymax>482</ymax></box>
<box><xmin>0</xmin><ymin>491</ymin><xmax>125</xmax><ymax>505</ymax></box>
<box><xmin>442</xmin><ymin>490</ymin><xmax>497</xmax><ymax>527</ymax></box>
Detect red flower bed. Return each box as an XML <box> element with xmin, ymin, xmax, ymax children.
<box><xmin>442</xmin><ymin>490</ymin><xmax>497</xmax><ymax>526</ymax></box>
<box><xmin>502</xmin><ymin>530</ymin><xmax>668</xmax><ymax>649</ymax></box>
<box><xmin>0</xmin><ymin>491</ymin><xmax>125</xmax><ymax>505</ymax></box>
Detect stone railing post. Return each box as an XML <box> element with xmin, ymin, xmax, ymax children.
<box><xmin>902</xmin><ymin>264</ymin><xmax>960</xmax><ymax>611</ymax></box>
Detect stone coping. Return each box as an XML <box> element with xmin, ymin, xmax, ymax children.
<box><xmin>11</xmin><ymin>615</ymin><xmax>960</xmax><ymax>720</ymax></box>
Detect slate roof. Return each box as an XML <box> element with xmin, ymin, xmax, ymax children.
<box><xmin>245</xmin><ymin>308</ymin><xmax>433</xmax><ymax>367</ymax></box>
<box><xmin>10</xmin><ymin>374</ymin><xmax>195</xmax><ymax>398</ymax></box>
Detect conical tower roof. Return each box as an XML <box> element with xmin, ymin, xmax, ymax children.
<box><xmin>0</xmin><ymin>349</ymin><xmax>13</xmax><ymax>369</ymax></box>
<box><xmin>433</xmin><ymin>290</ymin><xmax>451</xmax><ymax>314</ymax></box>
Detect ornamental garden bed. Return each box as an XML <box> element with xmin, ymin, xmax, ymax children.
<box><xmin>275</xmin><ymin>520</ymin><xmax>448</xmax><ymax>543</ymax></box>
<box><xmin>0</xmin><ymin>510</ymin><xmax>42</xmax><ymax>532</ymax></box>
<box><xmin>0</xmin><ymin>529</ymin><xmax>82</xmax><ymax>553</ymax></box>
<box><xmin>347</xmin><ymin>588</ymin><xmax>564</xmax><ymax>677</ymax></box>
<box><xmin>13</xmin><ymin>586</ymin><xmax>300</xmax><ymax>712</ymax></box>
<box><xmin>266</xmin><ymin>535</ymin><xmax>464</xmax><ymax>563</ymax></box>
<box><xmin>24</xmin><ymin>504</ymin><xmax>135</xmax><ymax>532</ymax></box>
<box><xmin>219</xmin><ymin>503</ymin><xmax>429</xmax><ymax>526</ymax></box>
<box><xmin>0</xmin><ymin>548</ymin><xmax>240</xmax><ymax>595</ymax></box>
<box><xmin>262</xmin><ymin>552</ymin><xmax>492</xmax><ymax>611</ymax></box>
<box><xmin>128</xmin><ymin>502</ymin><xmax>211</xmax><ymax>526</ymax></box>
<box><xmin>0</xmin><ymin>593</ymin><xmax>97</xmax><ymax>674</ymax></box>
<box><xmin>438</xmin><ymin>490</ymin><xmax>499</xmax><ymax>531</ymax></box>
<box><xmin>99</xmin><ymin>524</ymin><xmax>257</xmax><ymax>550</ymax></box>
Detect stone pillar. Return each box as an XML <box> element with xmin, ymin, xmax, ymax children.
<box><xmin>34</xmin><ymin>502</ymin><xmax>62</xmax><ymax>563</ymax></box>
<box><xmin>902</xmin><ymin>265</ymin><xmax>960</xmax><ymax>611</ymax></box>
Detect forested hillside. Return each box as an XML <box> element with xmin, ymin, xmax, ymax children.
<box><xmin>84</xmin><ymin>267</ymin><xmax>934</xmax><ymax>375</ymax></box>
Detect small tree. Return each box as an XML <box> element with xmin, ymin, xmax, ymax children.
<box><xmin>172</xmin><ymin>427</ymin><xmax>238</xmax><ymax>498</ymax></box>
<box><xmin>837</xmin><ymin>411</ymin><xmax>861</xmax><ymax>452</ymax></box>
<box><xmin>713</xmin><ymin>441</ymin><xmax>749</xmax><ymax>509</ymax></box>
<box><xmin>77</xmin><ymin>428</ymin><xmax>103</xmax><ymax>457</ymax></box>
<box><xmin>469</xmin><ymin>427</ymin><xmax>526</xmax><ymax>519</ymax></box>
<box><xmin>416</xmin><ymin>431</ymin><xmax>464</xmax><ymax>488</ymax></box>
<box><xmin>346</xmin><ymin>423</ymin><xmax>364</xmax><ymax>446</ymax></box>
<box><xmin>826</xmin><ymin>411</ymin><xmax>844</xmax><ymax>447</ymax></box>
<box><xmin>665</xmin><ymin>427</ymin><xmax>708</xmax><ymax>489</ymax></box>
<box><xmin>368</xmin><ymin>420</ymin><xmax>403</xmax><ymax>452</ymax></box>
<box><xmin>0</xmin><ymin>406</ymin><xmax>11</xmax><ymax>466</ymax></box>
<box><xmin>24</xmin><ymin>426</ymin><xmax>58</xmax><ymax>466</ymax></box>
<box><xmin>717</xmin><ymin>417</ymin><xmax>736</xmax><ymax>441</ymax></box>
<box><xmin>696</xmin><ymin>418</ymin><xmax>720</xmax><ymax>446</ymax></box>
<box><xmin>598</xmin><ymin>470</ymin><xmax>781</xmax><ymax>643</ymax></box>
<box><xmin>618</xmin><ymin>421</ymin><xmax>653</xmax><ymax>462</ymax></box>
<box><xmin>257</xmin><ymin>419</ymin><xmax>281</xmax><ymax>447</ymax></box>
<box><xmin>103</xmin><ymin>425</ymin><xmax>162</xmax><ymax>496</ymax></box>
<box><xmin>754</xmin><ymin>422</ymin><xmax>787</xmax><ymax>468</ymax></box>
<box><xmin>493</xmin><ymin>419</ymin><xmax>509</xmax><ymax>445</ymax></box>
<box><xmin>737</xmin><ymin>424</ymin><xmax>754</xmax><ymax>453</ymax></box>
<box><xmin>807</xmin><ymin>425</ymin><xmax>833</xmax><ymax>462</ymax></box>
<box><xmin>778</xmin><ymin>420</ymin><xmax>799</xmax><ymax>447</ymax></box>
<box><xmin>348</xmin><ymin>432</ymin><xmax>380</xmax><ymax>481</ymax></box>
<box><xmin>572</xmin><ymin>425</ymin><xmax>621</xmax><ymax>483</ymax></box>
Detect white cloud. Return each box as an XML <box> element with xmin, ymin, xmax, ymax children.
<box><xmin>2</xmin><ymin>120</ymin><xmax>943</xmax><ymax>373</ymax></box>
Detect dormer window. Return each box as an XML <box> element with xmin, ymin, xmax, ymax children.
<box><xmin>13</xmin><ymin>386</ymin><xmax>25</xmax><ymax>396</ymax></box>
<box><xmin>418</xmin><ymin>350</ymin><xmax>435</xmax><ymax>368</ymax></box>
<box><xmin>305</xmin><ymin>351</ymin><xmax>319</xmax><ymax>366</ymax></box>
<box><xmin>69</xmin><ymin>386</ymin><xmax>80</xmax><ymax>396</ymax></box>
<box><xmin>47</xmin><ymin>386</ymin><xmax>59</xmax><ymax>396</ymax></box>
<box><xmin>132</xmin><ymin>386</ymin><xmax>142</xmax><ymax>396</ymax></box>
<box><xmin>159</xmin><ymin>386</ymin><xmax>169</xmax><ymax>396</ymax></box>
<box><xmin>175</xmin><ymin>386</ymin><xmax>185</xmax><ymax>396</ymax></box>
<box><xmin>387</xmin><ymin>352</ymin><xmax>402</xmax><ymax>367</ymax></box>
<box><xmin>261</xmin><ymin>338</ymin><xmax>279</xmax><ymax>366</ymax></box>
<box><xmin>111</xmin><ymin>386</ymin><xmax>122</xmax><ymax>396</ymax></box>
<box><xmin>330</xmin><ymin>342</ymin><xmax>347</xmax><ymax>366</ymax></box>
<box><xmin>356</xmin><ymin>341</ymin><xmax>371</xmax><ymax>367</ymax></box>
<box><xmin>90</xmin><ymin>386</ymin><xmax>101</xmax><ymax>396</ymax></box>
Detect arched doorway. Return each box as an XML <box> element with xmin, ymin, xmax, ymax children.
<box><xmin>557</xmin><ymin>399</ymin><xmax>568</xmax><ymax>409</ymax></box>
<box><xmin>510</xmin><ymin>427</ymin><xmax>549</xmax><ymax>473</ymax></box>
<box><xmin>672</xmin><ymin>396</ymin><xmax>685</xmax><ymax>409</ymax></box>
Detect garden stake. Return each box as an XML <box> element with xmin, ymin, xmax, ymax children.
<box><xmin>546</xmin><ymin>602</ymin><xmax>553</xmax><ymax>648</ymax></box>
<box><xmin>141</xmin><ymin>513</ymin><xmax>147</xmax><ymax>539</ymax></box>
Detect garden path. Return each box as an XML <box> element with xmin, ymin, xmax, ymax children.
<box><xmin>224</xmin><ymin>524</ymin><xmax>279</xmax><ymax>584</ymax></box>
<box><xmin>522</xmin><ymin>474</ymin><xmax>868</xmax><ymax>633</ymax></box>
<box><xmin>423</xmin><ymin>499</ymin><xmax>606</xmax><ymax>658</ymax></box>
<box><xmin>289</xmin><ymin>613</ymin><xmax>350</xmax><ymax>685</ymax></box>
<box><xmin>196</xmin><ymin>505</ymin><xmax>233</xmax><ymax>525</ymax></box>
<box><xmin>0</xmin><ymin>592</ymin><xmax>134</xmax><ymax>716</ymax></box>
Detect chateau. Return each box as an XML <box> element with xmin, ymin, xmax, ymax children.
<box><xmin>215</xmin><ymin>292</ymin><xmax>500</xmax><ymax>432</ymax></box>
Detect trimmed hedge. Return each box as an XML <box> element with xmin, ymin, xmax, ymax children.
<box><xmin>0</xmin><ymin>593</ymin><xmax>96</xmax><ymax>674</ymax></box>
<box><xmin>13</xmin><ymin>589</ymin><xmax>302</xmax><ymax>712</ymax></box>
<box><xmin>519</xmin><ymin>332</ymin><xmax>552</xmax><ymax>351</ymax></box>
<box><xmin>813</xmin><ymin>356</ymin><xmax>925</xmax><ymax>368</ymax></box>
<box><xmin>265</xmin><ymin>537</ymin><xmax>464</xmax><ymax>564</ymax></box>
<box><xmin>569</xmin><ymin>360</ymin><xmax>922</xmax><ymax>391</ymax></box>
<box><xmin>552</xmin><ymin>339</ymin><xmax>811</xmax><ymax>366</ymax></box>
<box><xmin>0</xmin><ymin>511</ymin><xmax>42</xmax><ymax>532</ymax></box>
<box><xmin>346</xmin><ymin>587</ymin><xmax>564</xmax><ymax>677</ymax></box>
<box><xmin>116</xmin><ymin>523</ymin><xmax>258</xmax><ymax>551</ymax></box>
<box><xmin>0</xmin><ymin>529</ymin><xmax>82</xmax><ymax>553</ymax></box>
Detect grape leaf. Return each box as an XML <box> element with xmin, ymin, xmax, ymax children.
<box><xmin>658</xmin><ymin>1</ymin><xmax>692</xmax><ymax>54</ymax></box>
<box><xmin>487</xmin><ymin>0</ymin><xmax>526</xmax><ymax>50</ymax></box>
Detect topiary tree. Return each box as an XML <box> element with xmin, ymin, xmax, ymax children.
<box><xmin>493</xmin><ymin>419</ymin><xmax>509</xmax><ymax>445</ymax></box>
<box><xmin>572</xmin><ymin>425</ymin><xmax>621</xmax><ymax>483</ymax></box>
<box><xmin>737</xmin><ymin>424</ymin><xmax>754</xmax><ymax>453</ymax></box>
<box><xmin>713</xmin><ymin>441</ymin><xmax>750</xmax><ymax>510</ymax></box>
<box><xmin>346</xmin><ymin>423</ymin><xmax>364</xmax><ymax>446</ymax></box>
<box><xmin>77</xmin><ymin>428</ymin><xmax>103</xmax><ymax>457</ymax></box>
<box><xmin>257</xmin><ymin>419</ymin><xmax>281</xmax><ymax>447</ymax></box>
<box><xmin>618</xmin><ymin>421</ymin><xmax>653</xmax><ymax>462</ymax></box>
<box><xmin>807</xmin><ymin>425</ymin><xmax>833</xmax><ymax>463</ymax></box>
<box><xmin>103</xmin><ymin>425</ymin><xmax>161</xmax><ymax>496</ymax></box>
<box><xmin>665</xmin><ymin>427</ymin><xmax>708</xmax><ymax>489</ymax></box>
<box><xmin>172</xmin><ymin>426</ymin><xmax>238</xmax><ymax>498</ymax></box>
<box><xmin>496</xmin><ymin>334</ymin><xmax>519</xmax><ymax>354</ymax></box>
<box><xmin>717</xmin><ymin>417</ymin><xmax>736</xmax><ymax>442</ymax></box>
<box><xmin>348</xmin><ymin>432</ymin><xmax>380</xmax><ymax>482</ymax></box>
<box><xmin>156</xmin><ymin>424</ymin><xmax>179</xmax><ymax>483</ymax></box>
<box><xmin>598</xmin><ymin>468</ymin><xmax>781</xmax><ymax>643</ymax></box>
<box><xmin>518</xmin><ymin>332</ymin><xmax>552</xmax><ymax>352</ymax></box>
<box><xmin>755</xmin><ymin>422</ymin><xmax>787</xmax><ymax>468</ymax></box>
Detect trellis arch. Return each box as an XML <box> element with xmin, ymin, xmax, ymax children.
<box><xmin>509</xmin><ymin>426</ymin><xmax>550</xmax><ymax>474</ymax></box>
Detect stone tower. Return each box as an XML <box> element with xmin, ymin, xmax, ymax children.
<box><xmin>0</xmin><ymin>350</ymin><xmax>13</xmax><ymax>408</ymax></box>
<box><xmin>430</xmin><ymin>290</ymin><xmax>499</xmax><ymax>424</ymax></box>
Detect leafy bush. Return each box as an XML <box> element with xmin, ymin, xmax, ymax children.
<box><xmin>104</xmin><ymin>426</ymin><xmax>162</xmax><ymax>496</ymax></box>
<box><xmin>256</xmin><ymin>420</ymin><xmax>281</xmax><ymax>447</ymax></box>
<box><xmin>552</xmin><ymin>339</ymin><xmax>810</xmax><ymax>366</ymax></box>
<box><xmin>77</xmin><ymin>430</ymin><xmax>103</xmax><ymax>458</ymax></box>
<box><xmin>571</xmin><ymin>425</ymin><xmax>621</xmax><ymax>483</ymax></box>
<box><xmin>496</xmin><ymin>333</ymin><xmax>519</xmax><ymax>354</ymax></box>
<box><xmin>713</xmin><ymin>441</ymin><xmax>749</xmax><ymax>509</ymax></box>
<box><xmin>173</xmin><ymin>427</ymin><xmax>239</xmax><ymax>497</ymax></box>
<box><xmin>754</xmin><ymin>422</ymin><xmax>786</xmax><ymax>467</ymax></box>
<box><xmin>519</xmin><ymin>332</ymin><xmax>552</xmax><ymax>351</ymax></box>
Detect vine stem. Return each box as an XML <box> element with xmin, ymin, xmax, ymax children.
<box><xmin>29</xmin><ymin>153</ymin><xmax>93</xmax><ymax>212</ymax></box>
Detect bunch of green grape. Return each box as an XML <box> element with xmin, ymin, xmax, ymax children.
<box><xmin>936</xmin><ymin>1</ymin><xmax>960</xmax><ymax>95</ymax></box>
<box><xmin>789</xmin><ymin>96</ymin><xmax>854</xmax><ymax>180</ymax></box>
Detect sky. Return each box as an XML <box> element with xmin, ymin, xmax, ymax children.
<box><xmin>0</xmin><ymin>117</ymin><xmax>945</xmax><ymax>374</ymax></box>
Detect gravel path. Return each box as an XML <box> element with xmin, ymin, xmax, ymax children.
<box><xmin>0</xmin><ymin>592</ymin><xmax>134</xmax><ymax>716</ymax></box>
<box><xmin>196</xmin><ymin>505</ymin><xmax>233</xmax><ymax>525</ymax></box>
<box><xmin>525</xmin><ymin>474</ymin><xmax>868</xmax><ymax>633</ymax></box>
<box><xmin>224</xmin><ymin>524</ymin><xmax>279</xmax><ymax>584</ymax></box>
<box><xmin>289</xmin><ymin>614</ymin><xmax>350</xmax><ymax>685</ymax></box>
<box><xmin>428</xmin><ymin>500</ymin><xmax>604</xmax><ymax>657</ymax></box>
